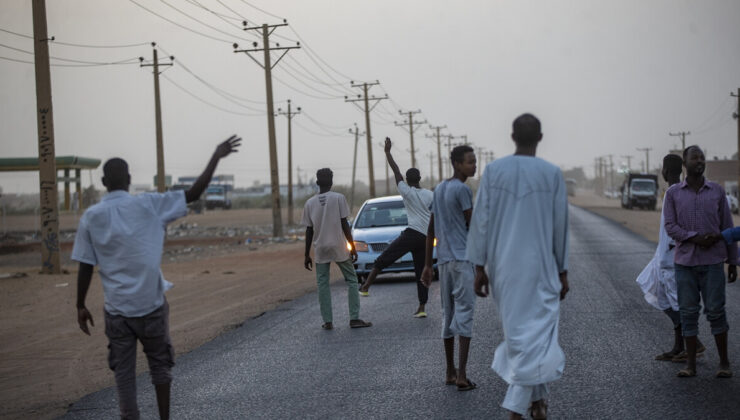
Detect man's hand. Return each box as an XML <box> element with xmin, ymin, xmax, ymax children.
<box><xmin>691</xmin><ymin>233</ymin><xmax>721</xmax><ymax>248</ymax></box>
<box><xmin>304</xmin><ymin>255</ymin><xmax>313</xmax><ymax>271</ymax></box>
<box><xmin>214</xmin><ymin>135</ymin><xmax>242</xmax><ymax>159</ymax></box>
<box><xmin>559</xmin><ymin>272</ymin><xmax>569</xmax><ymax>300</ymax></box>
<box><xmin>350</xmin><ymin>246</ymin><xmax>358</xmax><ymax>263</ymax></box>
<box><xmin>420</xmin><ymin>266</ymin><xmax>434</xmax><ymax>288</ymax></box>
<box><xmin>384</xmin><ymin>137</ymin><xmax>392</xmax><ymax>153</ymax></box>
<box><xmin>728</xmin><ymin>264</ymin><xmax>737</xmax><ymax>283</ymax></box>
<box><xmin>474</xmin><ymin>266</ymin><xmax>490</xmax><ymax>298</ymax></box>
<box><xmin>77</xmin><ymin>307</ymin><xmax>94</xmax><ymax>335</ymax></box>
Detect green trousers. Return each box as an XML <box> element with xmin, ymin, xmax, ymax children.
<box><xmin>315</xmin><ymin>259</ymin><xmax>360</xmax><ymax>323</ymax></box>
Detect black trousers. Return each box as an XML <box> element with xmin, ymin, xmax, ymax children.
<box><xmin>374</xmin><ymin>228</ymin><xmax>428</xmax><ymax>305</ymax></box>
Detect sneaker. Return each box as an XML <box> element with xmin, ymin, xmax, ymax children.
<box><xmin>349</xmin><ymin>319</ymin><xmax>372</xmax><ymax>328</ymax></box>
<box><xmin>359</xmin><ymin>290</ymin><xmax>369</xmax><ymax>297</ymax></box>
<box><xmin>413</xmin><ymin>311</ymin><xmax>427</xmax><ymax>318</ymax></box>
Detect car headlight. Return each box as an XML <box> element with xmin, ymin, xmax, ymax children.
<box><xmin>352</xmin><ymin>241</ymin><xmax>369</xmax><ymax>252</ymax></box>
<box><xmin>433</xmin><ymin>237</ymin><xmax>437</xmax><ymax>247</ymax></box>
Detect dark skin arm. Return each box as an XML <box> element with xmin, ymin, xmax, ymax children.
<box><xmin>341</xmin><ymin>217</ymin><xmax>358</xmax><ymax>262</ymax></box>
<box><xmin>185</xmin><ymin>135</ymin><xmax>241</xmax><ymax>203</ymax></box>
<box><xmin>384</xmin><ymin>137</ymin><xmax>404</xmax><ymax>185</ymax></box>
<box><xmin>304</xmin><ymin>226</ymin><xmax>314</xmax><ymax>270</ymax></box>
<box><xmin>420</xmin><ymin>214</ymin><xmax>435</xmax><ymax>287</ymax></box>
<box><xmin>76</xmin><ymin>262</ymin><xmax>95</xmax><ymax>335</ymax></box>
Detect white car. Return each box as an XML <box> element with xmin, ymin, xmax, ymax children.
<box><xmin>727</xmin><ymin>194</ymin><xmax>738</xmax><ymax>214</ymax></box>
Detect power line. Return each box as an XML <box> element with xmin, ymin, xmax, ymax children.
<box><xmin>237</xmin><ymin>0</ymin><xmax>285</xmax><ymax>21</ymax></box>
<box><xmin>127</xmin><ymin>0</ymin><xmax>234</xmax><ymax>44</ymax></box>
<box><xmin>288</xmin><ymin>26</ymin><xmax>355</xmax><ymax>82</ymax></box>
<box><xmin>0</xmin><ymin>27</ymin><xmax>33</xmax><ymax>39</ymax></box>
<box><xmin>274</xmin><ymin>64</ymin><xmax>343</xmax><ymax>99</ymax></box>
<box><xmin>162</xmin><ymin>73</ymin><xmax>264</xmax><ymax>116</ymax></box>
<box><xmin>159</xmin><ymin>0</ymin><xmax>254</xmax><ymax>43</ymax></box>
<box><xmin>0</xmin><ymin>42</ymin><xmax>143</xmax><ymax>65</ymax></box>
<box><xmin>301</xmin><ymin>111</ymin><xmax>351</xmax><ymax>130</ymax></box>
<box><xmin>294</xmin><ymin>120</ymin><xmax>344</xmax><ymax>137</ymax></box>
<box><xmin>272</xmin><ymin>71</ymin><xmax>341</xmax><ymax>100</ymax></box>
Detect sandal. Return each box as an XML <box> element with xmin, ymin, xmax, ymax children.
<box><xmin>528</xmin><ymin>399</ymin><xmax>548</xmax><ymax>420</ymax></box>
<box><xmin>677</xmin><ymin>368</ymin><xmax>696</xmax><ymax>377</ymax></box>
<box><xmin>321</xmin><ymin>322</ymin><xmax>333</xmax><ymax>330</ymax></box>
<box><xmin>716</xmin><ymin>369</ymin><xmax>733</xmax><ymax>378</ymax></box>
<box><xmin>349</xmin><ymin>319</ymin><xmax>372</xmax><ymax>328</ymax></box>
<box><xmin>456</xmin><ymin>379</ymin><xmax>477</xmax><ymax>392</ymax></box>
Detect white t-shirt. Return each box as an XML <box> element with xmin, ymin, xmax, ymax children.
<box><xmin>397</xmin><ymin>181</ymin><xmax>433</xmax><ymax>235</ymax></box>
<box><xmin>301</xmin><ymin>191</ymin><xmax>351</xmax><ymax>263</ymax></box>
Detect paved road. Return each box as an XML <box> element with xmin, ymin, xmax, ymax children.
<box><xmin>63</xmin><ymin>205</ymin><xmax>740</xmax><ymax>419</ymax></box>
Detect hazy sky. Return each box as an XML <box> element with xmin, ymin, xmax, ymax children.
<box><xmin>1</xmin><ymin>0</ymin><xmax>739</xmax><ymax>193</ymax></box>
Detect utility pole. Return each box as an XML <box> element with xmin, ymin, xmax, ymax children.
<box><xmin>476</xmin><ymin>147</ymin><xmax>483</xmax><ymax>178</ymax></box>
<box><xmin>669</xmin><ymin>131</ymin><xmax>691</xmax><ymax>154</ymax></box>
<box><xmin>235</xmin><ymin>21</ymin><xmax>300</xmax><ymax>237</ymax></box>
<box><xmin>427</xmin><ymin>151</ymin><xmax>435</xmax><ymax>187</ymax></box>
<box><xmin>379</xmin><ymin>141</ymin><xmax>390</xmax><ymax>195</ymax></box>
<box><xmin>621</xmin><ymin>155</ymin><xmax>633</xmax><ymax>172</ymax></box>
<box><xmin>607</xmin><ymin>154</ymin><xmax>614</xmax><ymax>193</ymax></box>
<box><xmin>732</xmin><ymin>88</ymin><xmax>739</xmax><ymax>197</ymax></box>
<box><xmin>139</xmin><ymin>43</ymin><xmax>173</xmax><ymax>193</ymax></box>
<box><xmin>637</xmin><ymin>147</ymin><xmax>652</xmax><ymax>174</ymax></box>
<box><xmin>277</xmin><ymin>100</ymin><xmax>301</xmax><ymax>226</ymax></box>
<box><xmin>32</xmin><ymin>0</ymin><xmax>60</xmax><ymax>273</ymax></box>
<box><xmin>345</xmin><ymin>81</ymin><xmax>387</xmax><ymax>198</ymax></box>
<box><xmin>394</xmin><ymin>109</ymin><xmax>426</xmax><ymax>168</ymax></box>
<box><xmin>348</xmin><ymin>123</ymin><xmax>364</xmax><ymax>212</ymax></box>
<box><xmin>427</xmin><ymin>125</ymin><xmax>446</xmax><ymax>182</ymax></box>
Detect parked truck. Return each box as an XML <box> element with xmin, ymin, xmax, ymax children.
<box><xmin>620</xmin><ymin>173</ymin><xmax>658</xmax><ymax>210</ymax></box>
<box><xmin>205</xmin><ymin>185</ymin><xmax>232</xmax><ymax>210</ymax></box>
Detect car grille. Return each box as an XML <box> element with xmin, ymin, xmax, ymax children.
<box><xmin>370</xmin><ymin>243</ymin><xmax>389</xmax><ymax>252</ymax></box>
<box><xmin>365</xmin><ymin>261</ymin><xmax>415</xmax><ymax>271</ymax></box>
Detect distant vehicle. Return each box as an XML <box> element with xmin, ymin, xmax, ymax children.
<box><xmin>171</xmin><ymin>184</ymin><xmax>203</xmax><ymax>213</ymax></box>
<box><xmin>620</xmin><ymin>173</ymin><xmax>658</xmax><ymax>210</ymax></box>
<box><xmin>565</xmin><ymin>178</ymin><xmax>577</xmax><ymax>197</ymax></box>
<box><xmin>205</xmin><ymin>185</ymin><xmax>232</xmax><ymax>210</ymax></box>
<box><xmin>727</xmin><ymin>193</ymin><xmax>739</xmax><ymax>214</ymax></box>
<box><xmin>350</xmin><ymin>195</ymin><xmax>437</xmax><ymax>283</ymax></box>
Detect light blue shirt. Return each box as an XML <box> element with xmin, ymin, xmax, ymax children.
<box><xmin>431</xmin><ymin>178</ymin><xmax>473</xmax><ymax>264</ymax></box>
<box><xmin>72</xmin><ymin>190</ymin><xmax>187</xmax><ymax>317</ymax></box>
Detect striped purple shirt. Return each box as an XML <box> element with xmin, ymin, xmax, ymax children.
<box><xmin>663</xmin><ymin>179</ymin><xmax>738</xmax><ymax>266</ymax></box>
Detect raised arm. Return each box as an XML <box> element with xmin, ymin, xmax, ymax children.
<box><xmin>186</xmin><ymin>135</ymin><xmax>241</xmax><ymax>203</ymax></box>
<box><xmin>384</xmin><ymin>137</ymin><xmax>404</xmax><ymax>185</ymax></box>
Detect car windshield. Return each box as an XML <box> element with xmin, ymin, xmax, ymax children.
<box><xmin>631</xmin><ymin>180</ymin><xmax>656</xmax><ymax>192</ymax></box>
<box><xmin>207</xmin><ymin>186</ymin><xmax>223</xmax><ymax>194</ymax></box>
<box><xmin>355</xmin><ymin>200</ymin><xmax>408</xmax><ymax>228</ymax></box>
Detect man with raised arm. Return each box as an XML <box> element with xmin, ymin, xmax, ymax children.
<box><xmin>421</xmin><ymin>144</ymin><xmax>478</xmax><ymax>391</ymax></box>
<box><xmin>467</xmin><ymin>114</ymin><xmax>569</xmax><ymax>419</ymax></box>
<box><xmin>73</xmin><ymin>135</ymin><xmax>241</xmax><ymax>420</ymax></box>
<box><xmin>359</xmin><ymin>137</ymin><xmax>434</xmax><ymax>318</ymax></box>
<box><xmin>302</xmin><ymin>168</ymin><xmax>372</xmax><ymax>330</ymax></box>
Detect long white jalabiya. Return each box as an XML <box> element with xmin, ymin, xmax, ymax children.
<box><xmin>466</xmin><ymin>155</ymin><xmax>569</xmax><ymax>386</ymax></box>
<box><xmin>635</xmin><ymin>192</ymin><xmax>679</xmax><ymax>311</ymax></box>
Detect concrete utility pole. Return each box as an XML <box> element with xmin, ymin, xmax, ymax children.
<box><xmin>637</xmin><ymin>147</ymin><xmax>652</xmax><ymax>174</ymax></box>
<box><xmin>427</xmin><ymin>151</ymin><xmax>435</xmax><ymax>187</ymax></box>
<box><xmin>139</xmin><ymin>43</ymin><xmax>173</xmax><ymax>193</ymax></box>
<box><xmin>426</xmin><ymin>125</ymin><xmax>446</xmax><ymax>182</ymax></box>
<box><xmin>32</xmin><ymin>0</ymin><xmax>60</xmax><ymax>273</ymax></box>
<box><xmin>669</xmin><ymin>131</ymin><xmax>691</xmax><ymax>154</ymax></box>
<box><xmin>732</xmin><ymin>88</ymin><xmax>739</xmax><ymax>197</ymax></box>
<box><xmin>277</xmin><ymin>100</ymin><xmax>301</xmax><ymax>226</ymax></box>
<box><xmin>393</xmin><ymin>110</ymin><xmax>426</xmax><ymax>168</ymax></box>
<box><xmin>348</xmin><ymin>124</ymin><xmax>364</xmax><ymax>212</ymax></box>
<box><xmin>378</xmin><ymin>141</ymin><xmax>390</xmax><ymax>195</ymax></box>
<box><xmin>621</xmin><ymin>155</ymin><xmax>633</xmax><ymax>172</ymax></box>
<box><xmin>607</xmin><ymin>154</ymin><xmax>614</xmax><ymax>192</ymax></box>
<box><xmin>235</xmin><ymin>21</ymin><xmax>300</xmax><ymax>237</ymax></box>
<box><xmin>345</xmin><ymin>81</ymin><xmax>387</xmax><ymax>198</ymax></box>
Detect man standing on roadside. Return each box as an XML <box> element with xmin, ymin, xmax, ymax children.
<box><xmin>663</xmin><ymin>145</ymin><xmax>737</xmax><ymax>378</ymax></box>
<box><xmin>359</xmin><ymin>137</ymin><xmax>434</xmax><ymax>318</ymax></box>
<box><xmin>303</xmin><ymin>168</ymin><xmax>372</xmax><ymax>330</ymax></box>
<box><xmin>467</xmin><ymin>114</ymin><xmax>569</xmax><ymax>420</ymax></box>
<box><xmin>636</xmin><ymin>154</ymin><xmax>705</xmax><ymax>362</ymax></box>
<box><xmin>73</xmin><ymin>135</ymin><xmax>241</xmax><ymax>420</ymax></box>
<box><xmin>421</xmin><ymin>145</ymin><xmax>477</xmax><ymax>391</ymax></box>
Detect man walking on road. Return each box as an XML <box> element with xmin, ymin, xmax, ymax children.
<box><xmin>421</xmin><ymin>145</ymin><xmax>477</xmax><ymax>391</ymax></box>
<box><xmin>303</xmin><ymin>168</ymin><xmax>372</xmax><ymax>330</ymax></box>
<box><xmin>636</xmin><ymin>154</ymin><xmax>705</xmax><ymax>362</ymax></box>
<box><xmin>359</xmin><ymin>137</ymin><xmax>434</xmax><ymax>318</ymax></box>
<box><xmin>467</xmin><ymin>114</ymin><xmax>569</xmax><ymax>420</ymax></box>
<box><xmin>73</xmin><ymin>135</ymin><xmax>241</xmax><ymax>420</ymax></box>
<box><xmin>663</xmin><ymin>145</ymin><xmax>737</xmax><ymax>379</ymax></box>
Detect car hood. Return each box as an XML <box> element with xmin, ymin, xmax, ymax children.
<box><xmin>352</xmin><ymin>225</ymin><xmax>406</xmax><ymax>243</ymax></box>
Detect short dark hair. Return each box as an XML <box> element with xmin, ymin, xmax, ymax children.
<box><xmin>663</xmin><ymin>154</ymin><xmax>682</xmax><ymax>176</ymax></box>
<box><xmin>316</xmin><ymin>168</ymin><xmax>333</xmax><ymax>186</ymax></box>
<box><xmin>405</xmin><ymin>168</ymin><xmax>421</xmax><ymax>184</ymax></box>
<box><xmin>103</xmin><ymin>158</ymin><xmax>129</xmax><ymax>188</ymax></box>
<box><xmin>512</xmin><ymin>113</ymin><xmax>541</xmax><ymax>146</ymax></box>
<box><xmin>682</xmin><ymin>145</ymin><xmax>702</xmax><ymax>161</ymax></box>
<box><xmin>451</xmin><ymin>145</ymin><xmax>474</xmax><ymax>165</ymax></box>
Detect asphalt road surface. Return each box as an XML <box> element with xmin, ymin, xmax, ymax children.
<box><xmin>62</xmin><ymin>205</ymin><xmax>740</xmax><ymax>419</ymax></box>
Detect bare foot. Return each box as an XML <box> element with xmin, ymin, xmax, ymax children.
<box><xmin>445</xmin><ymin>368</ymin><xmax>457</xmax><ymax>385</ymax></box>
<box><xmin>508</xmin><ymin>411</ymin><xmax>523</xmax><ymax>420</ymax></box>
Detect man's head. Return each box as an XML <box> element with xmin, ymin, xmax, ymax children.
<box><xmin>451</xmin><ymin>145</ymin><xmax>476</xmax><ymax>179</ymax></box>
<box><xmin>316</xmin><ymin>168</ymin><xmax>333</xmax><ymax>189</ymax></box>
<box><xmin>405</xmin><ymin>168</ymin><xmax>421</xmax><ymax>186</ymax></box>
<box><xmin>661</xmin><ymin>154</ymin><xmax>683</xmax><ymax>183</ymax></box>
<box><xmin>511</xmin><ymin>113</ymin><xmax>542</xmax><ymax>147</ymax></box>
<box><xmin>102</xmin><ymin>158</ymin><xmax>130</xmax><ymax>192</ymax></box>
<box><xmin>682</xmin><ymin>145</ymin><xmax>705</xmax><ymax>177</ymax></box>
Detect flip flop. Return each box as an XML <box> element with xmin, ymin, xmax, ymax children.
<box><xmin>656</xmin><ymin>351</ymin><xmax>680</xmax><ymax>361</ymax></box>
<box><xmin>457</xmin><ymin>380</ymin><xmax>477</xmax><ymax>391</ymax></box>
<box><xmin>677</xmin><ymin>368</ymin><xmax>696</xmax><ymax>378</ymax></box>
<box><xmin>321</xmin><ymin>322</ymin><xmax>333</xmax><ymax>330</ymax></box>
<box><xmin>716</xmin><ymin>369</ymin><xmax>733</xmax><ymax>378</ymax></box>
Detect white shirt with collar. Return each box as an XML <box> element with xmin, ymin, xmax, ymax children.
<box><xmin>72</xmin><ymin>189</ymin><xmax>187</xmax><ymax>317</ymax></box>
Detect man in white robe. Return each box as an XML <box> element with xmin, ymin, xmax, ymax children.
<box><xmin>467</xmin><ymin>114</ymin><xmax>569</xmax><ymax>419</ymax></box>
